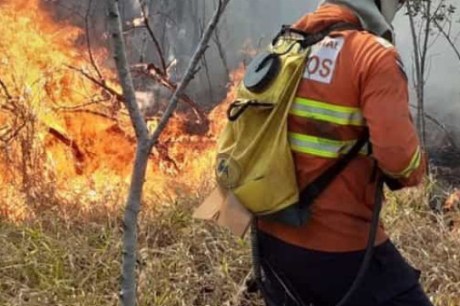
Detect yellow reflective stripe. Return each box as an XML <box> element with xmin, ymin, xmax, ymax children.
<box><xmin>384</xmin><ymin>147</ymin><xmax>422</xmax><ymax>178</ymax></box>
<box><xmin>289</xmin><ymin>133</ymin><xmax>368</xmax><ymax>159</ymax></box>
<box><xmin>295</xmin><ymin>97</ymin><xmax>360</xmax><ymax>113</ymax></box>
<box><xmin>290</xmin><ymin>97</ymin><xmax>365</xmax><ymax>126</ymax></box>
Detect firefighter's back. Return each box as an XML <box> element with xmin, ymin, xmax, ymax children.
<box><xmin>259</xmin><ymin>3</ymin><xmax>424</xmax><ymax>253</ymax></box>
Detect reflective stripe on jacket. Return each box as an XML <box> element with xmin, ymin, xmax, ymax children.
<box><xmin>258</xmin><ymin>4</ymin><xmax>426</xmax><ymax>252</ymax></box>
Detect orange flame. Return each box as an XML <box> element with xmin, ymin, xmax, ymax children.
<box><xmin>445</xmin><ymin>189</ymin><xmax>460</xmax><ymax>211</ymax></box>
<box><xmin>0</xmin><ymin>0</ymin><xmax>244</xmax><ymax>221</ymax></box>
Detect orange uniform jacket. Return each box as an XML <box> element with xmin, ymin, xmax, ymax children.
<box><xmin>258</xmin><ymin>4</ymin><xmax>426</xmax><ymax>252</ymax></box>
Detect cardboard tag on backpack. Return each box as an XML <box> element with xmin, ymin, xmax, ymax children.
<box><xmin>193</xmin><ymin>187</ymin><xmax>252</xmax><ymax>238</ymax></box>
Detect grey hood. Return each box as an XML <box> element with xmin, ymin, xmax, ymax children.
<box><xmin>321</xmin><ymin>0</ymin><xmax>393</xmax><ymax>39</ymax></box>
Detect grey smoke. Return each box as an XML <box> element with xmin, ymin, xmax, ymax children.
<box><xmin>223</xmin><ymin>0</ymin><xmax>460</xmax><ymax>147</ymax></box>
<box><xmin>44</xmin><ymin>0</ymin><xmax>459</xmax><ymax>144</ymax></box>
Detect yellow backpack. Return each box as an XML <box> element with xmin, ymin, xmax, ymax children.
<box><xmin>214</xmin><ymin>24</ymin><xmax>366</xmax><ymax>227</ymax></box>
<box><xmin>215</xmin><ymin>29</ymin><xmax>310</xmax><ymax>218</ymax></box>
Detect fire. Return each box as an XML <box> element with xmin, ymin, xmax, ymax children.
<box><xmin>0</xmin><ymin>0</ymin><xmax>243</xmax><ymax>221</ymax></box>
<box><xmin>445</xmin><ymin>189</ymin><xmax>460</xmax><ymax>211</ymax></box>
<box><xmin>443</xmin><ymin>189</ymin><xmax>460</xmax><ymax>234</ymax></box>
<box><xmin>209</xmin><ymin>65</ymin><xmax>245</xmax><ymax>135</ymax></box>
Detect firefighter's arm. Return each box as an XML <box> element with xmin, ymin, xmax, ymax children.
<box><xmin>360</xmin><ymin>48</ymin><xmax>426</xmax><ymax>188</ymax></box>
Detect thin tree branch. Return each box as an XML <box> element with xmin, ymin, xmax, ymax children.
<box><xmin>52</xmin><ymin>97</ymin><xmax>111</xmax><ymax>111</ymax></box>
<box><xmin>47</xmin><ymin>127</ymin><xmax>85</xmax><ymax>163</ymax></box>
<box><xmin>133</xmin><ymin>63</ymin><xmax>207</xmax><ymax>124</ymax></box>
<box><xmin>433</xmin><ymin>18</ymin><xmax>460</xmax><ymax>62</ymax></box>
<box><xmin>202</xmin><ymin>53</ymin><xmax>214</xmax><ymax>102</ymax></box>
<box><xmin>0</xmin><ymin>122</ymin><xmax>26</xmax><ymax>144</ymax></box>
<box><xmin>213</xmin><ymin>27</ymin><xmax>231</xmax><ymax>80</ymax></box>
<box><xmin>138</xmin><ymin>0</ymin><xmax>167</xmax><ymax>75</ymax></box>
<box><xmin>148</xmin><ymin>0</ymin><xmax>231</xmax><ymax>147</ymax></box>
<box><xmin>57</xmin><ymin>108</ymin><xmax>117</xmax><ymax>121</ymax></box>
<box><xmin>198</xmin><ymin>13</ymin><xmax>215</xmax><ymax>102</ymax></box>
<box><xmin>108</xmin><ymin>2</ymin><xmax>149</xmax><ymax>141</ymax></box>
<box><xmin>85</xmin><ymin>0</ymin><xmax>104</xmax><ymax>81</ymax></box>
<box><xmin>407</xmin><ymin>1</ymin><xmax>424</xmax><ymax>136</ymax></box>
<box><xmin>427</xmin><ymin>18</ymin><xmax>446</xmax><ymax>50</ymax></box>
<box><xmin>419</xmin><ymin>0</ymin><xmax>433</xmax><ymax>145</ymax></box>
<box><xmin>0</xmin><ymin>78</ymin><xmax>12</xmax><ymax>100</ymax></box>
<box><xmin>409</xmin><ymin>104</ymin><xmax>458</xmax><ymax>149</ymax></box>
<box><xmin>66</xmin><ymin>65</ymin><xmax>124</xmax><ymax>102</ymax></box>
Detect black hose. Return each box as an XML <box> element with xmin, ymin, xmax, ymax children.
<box><xmin>251</xmin><ymin>218</ymin><xmax>263</xmax><ymax>285</ymax></box>
<box><xmin>335</xmin><ymin>175</ymin><xmax>385</xmax><ymax>306</ymax></box>
<box><xmin>250</xmin><ymin>218</ymin><xmax>306</xmax><ymax>306</ymax></box>
<box><xmin>251</xmin><ymin>175</ymin><xmax>384</xmax><ymax>306</ymax></box>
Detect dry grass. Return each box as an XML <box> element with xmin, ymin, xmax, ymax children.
<box><xmin>384</xmin><ymin>179</ymin><xmax>460</xmax><ymax>306</ymax></box>
<box><xmin>0</xmin><ymin>190</ymin><xmax>259</xmax><ymax>306</ymax></box>
<box><xmin>1</xmin><ymin>178</ymin><xmax>459</xmax><ymax>306</ymax></box>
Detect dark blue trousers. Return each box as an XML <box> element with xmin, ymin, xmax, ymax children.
<box><xmin>257</xmin><ymin>231</ymin><xmax>433</xmax><ymax>306</ymax></box>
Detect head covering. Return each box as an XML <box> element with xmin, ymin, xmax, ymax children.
<box><xmin>379</xmin><ymin>0</ymin><xmax>403</xmax><ymax>24</ymax></box>
<box><xmin>320</xmin><ymin>0</ymin><xmax>394</xmax><ymax>40</ymax></box>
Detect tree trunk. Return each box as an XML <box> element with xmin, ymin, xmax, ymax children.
<box><xmin>407</xmin><ymin>0</ymin><xmax>431</xmax><ymax>149</ymax></box>
<box><xmin>107</xmin><ymin>2</ymin><xmax>151</xmax><ymax>305</ymax></box>
<box><xmin>107</xmin><ymin>0</ymin><xmax>232</xmax><ymax>305</ymax></box>
<box><xmin>120</xmin><ymin>141</ymin><xmax>152</xmax><ymax>304</ymax></box>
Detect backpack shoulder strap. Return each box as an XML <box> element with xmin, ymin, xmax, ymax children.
<box><xmin>298</xmin><ymin>129</ymin><xmax>370</xmax><ymax>209</ymax></box>
<box><xmin>273</xmin><ymin>22</ymin><xmax>362</xmax><ymax>48</ymax></box>
<box><xmin>286</xmin><ymin>22</ymin><xmax>367</xmax><ymax>209</ymax></box>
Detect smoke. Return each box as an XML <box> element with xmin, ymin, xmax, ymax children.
<box><xmin>42</xmin><ymin>0</ymin><xmax>316</xmax><ymax>107</ymax></box>
<box><xmin>392</xmin><ymin>9</ymin><xmax>460</xmax><ymax>146</ymax></box>
<box><xmin>43</xmin><ymin>0</ymin><xmax>459</xmax><ymax>142</ymax></box>
<box><xmin>223</xmin><ymin>0</ymin><xmax>460</xmax><ymax>145</ymax></box>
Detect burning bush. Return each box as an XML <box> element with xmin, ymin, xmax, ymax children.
<box><xmin>0</xmin><ymin>0</ymin><xmax>239</xmax><ymax>221</ymax></box>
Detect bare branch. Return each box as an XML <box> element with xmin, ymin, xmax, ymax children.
<box><xmin>407</xmin><ymin>1</ymin><xmax>424</xmax><ymax>135</ymax></box>
<box><xmin>138</xmin><ymin>0</ymin><xmax>167</xmax><ymax>74</ymax></box>
<box><xmin>47</xmin><ymin>127</ymin><xmax>85</xmax><ymax>167</ymax></box>
<box><xmin>419</xmin><ymin>0</ymin><xmax>433</xmax><ymax>144</ymax></box>
<box><xmin>56</xmin><ymin>110</ymin><xmax>121</xmax><ymax>125</ymax></box>
<box><xmin>410</xmin><ymin>104</ymin><xmax>458</xmax><ymax>149</ymax></box>
<box><xmin>148</xmin><ymin>0</ymin><xmax>232</xmax><ymax>147</ymax></box>
<box><xmin>132</xmin><ymin>63</ymin><xmax>207</xmax><ymax>124</ymax></box>
<box><xmin>0</xmin><ymin>121</ymin><xmax>26</xmax><ymax>144</ymax></box>
<box><xmin>52</xmin><ymin>97</ymin><xmax>111</xmax><ymax>111</ymax></box>
<box><xmin>85</xmin><ymin>0</ymin><xmax>104</xmax><ymax>81</ymax></box>
<box><xmin>213</xmin><ymin>27</ymin><xmax>231</xmax><ymax>80</ymax></box>
<box><xmin>0</xmin><ymin>78</ymin><xmax>12</xmax><ymax>100</ymax></box>
<box><xmin>199</xmin><ymin>19</ymin><xmax>215</xmax><ymax>102</ymax></box>
<box><xmin>433</xmin><ymin>18</ymin><xmax>460</xmax><ymax>62</ymax></box>
<box><xmin>108</xmin><ymin>1</ymin><xmax>149</xmax><ymax>141</ymax></box>
<box><xmin>66</xmin><ymin>65</ymin><xmax>124</xmax><ymax>102</ymax></box>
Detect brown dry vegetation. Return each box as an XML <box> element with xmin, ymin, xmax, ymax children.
<box><xmin>1</xmin><ymin>1</ymin><xmax>459</xmax><ymax>305</ymax></box>
<box><xmin>1</xmin><ymin>176</ymin><xmax>460</xmax><ymax>306</ymax></box>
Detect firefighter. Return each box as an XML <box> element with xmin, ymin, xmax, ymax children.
<box><xmin>256</xmin><ymin>0</ymin><xmax>432</xmax><ymax>305</ymax></box>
